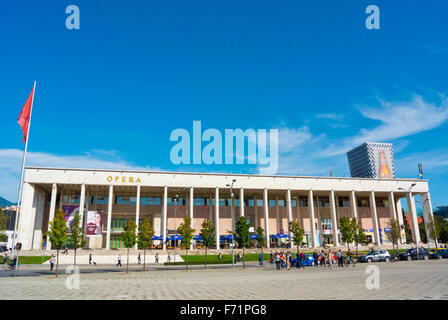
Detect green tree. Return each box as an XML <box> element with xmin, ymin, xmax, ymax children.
<box><xmin>339</xmin><ymin>217</ymin><xmax>356</xmax><ymax>250</ymax></box>
<box><xmin>435</xmin><ymin>216</ymin><xmax>448</xmax><ymax>243</ymax></box>
<box><xmin>386</xmin><ymin>217</ymin><xmax>401</xmax><ymax>260</ymax></box>
<box><xmin>47</xmin><ymin>209</ymin><xmax>69</xmax><ymax>277</ymax></box>
<box><xmin>235</xmin><ymin>216</ymin><xmax>250</xmax><ymax>269</ymax></box>
<box><xmin>177</xmin><ymin>215</ymin><xmax>195</xmax><ymax>271</ymax></box>
<box><xmin>137</xmin><ymin>218</ymin><xmax>154</xmax><ymax>271</ymax></box>
<box><xmin>419</xmin><ymin>221</ymin><xmax>427</xmax><ymax>243</ymax></box>
<box><xmin>120</xmin><ymin>220</ymin><xmax>137</xmax><ymax>274</ymax></box>
<box><xmin>256</xmin><ymin>227</ymin><xmax>266</xmax><ymax>267</ymax></box>
<box><xmin>425</xmin><ymin>214</ymin><xmax>441</xmax><ymax>253</ymax></box>
<box><xmin>0</xmin><ymin>208</ymin><xmax>7</xmax><ymax>242</ymax></box>
<box><xmin>288</xmin><ymin>218</ymin><xmax>305</xmax><ymax>252</ymax></box>
<box><xmin>68</xmin><ymin>213</ymin><xmax>86</xmax><ymax>267</ymax></box>
<box><xmin>353</xmin><ymin>218</ymin><xmax>366</xmax><ymax>259</ymax></box>
<box><xmin>199</xmin><ymin>218</ymin><xmax>215</xmax><ymax>269</ymax></box>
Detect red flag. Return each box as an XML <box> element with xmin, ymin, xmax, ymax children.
<box><xmin>18</xmin><ymin>85</ymin><xmax>35</xmax><ymax>143</ymax></box>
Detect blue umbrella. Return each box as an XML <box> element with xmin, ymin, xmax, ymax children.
<box><xmin>270</xmin><ymin>234</ymin><xmax>278</xmax><ymax>239</ymax></box>
<box><xmin>168</xmin><ymin>235</ymin><xmax>182</xmax><ymax>241</ymax></box>
<box><xmin>250</xmin><ymin>234</ymin><xmax>258</xmax><ymax>240</ymax></box>
<box><xmin>193</xmin><ymin>235</ymin><xmax>203</xmax><ymax>241</ymax></box>
<box><xmin>152</xmin><ymin>235</ymin><xmax>163</xmax><ymax>240</ymax></box>
<box><xmin>276</xmin><ymin>233</ymin><xmax>290</xmax><ymax>239</ymax></box>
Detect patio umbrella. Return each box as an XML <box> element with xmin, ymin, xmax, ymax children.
<box><xmin>276</xmin><ymin>233</ymin><xmax>290</xmax><ymax>239</ymax></box>
<box><xmin>168</xmin><ymin>235</ymin><xmax>183</xmax><ymax>241</ymax></box>
<box><xmin>193</xmin><ymin>235</ymin><xmax>203</xmax><ymax>241</ymax></box>
<box><xmin>152</xmin><ymin>235</ymin><xmax>163</xmax><ymax>240</ymax></box>
<box><xmin>250</xmin><ymin>234</ymin><xmax>258</xmax><ymax>240</ymax></box>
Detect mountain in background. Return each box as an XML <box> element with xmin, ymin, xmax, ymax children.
<box><xmin>0</xmin><ymin>196</ymin><xmax>15</xmax><ymax>208</ymax></box>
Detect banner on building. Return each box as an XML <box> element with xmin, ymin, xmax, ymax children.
<box><xmin>62</xmin><ymin>205</ymin><xmax>80</xmax><ymax>234</ymax></box>
<box><xmin>86</xmin><ymin>210</ymin><xmax>103</xmax><ymax>236</ymax></box>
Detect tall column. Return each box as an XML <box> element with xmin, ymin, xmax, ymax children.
<box><xmin>350</xmin><ymin>190</ymin><xmax>358</xmax><ymax>219</ymax></box>
<box><xmin>275</xmin><ymin>196</ymin><xmax>280</xmax><ymax>233</ymax></box>
<box><xmin>106</xmin><ymin>185</ymin><xmax>113</xmax><ymax>249</ymax></box>
<box><xmin>135</xmin><ymin>185</ymin><xmax>141</xmax><ymax>249</ymax></box>
<box><xmin>369</xmin><ymin>191</ymin><xmax>380</xmax><ymax>245</ymax></box>
<box><xmin>189</xmin><ymin>187</ymin><xmax>194</xmax><ymax>249</ymax></box>
<box><xmin>263</xmin><ymin>188</ymin><xmax>270</xmax><ymax>249</ymax></box>
<box><xmin>162</xmin><ymin>186</ymin><xmax>168</xmax><ymax>250</ymax></box>
<box><xmin>240</xmin><ymin>188</ymin><xmax>245</xmax><ymax>217</ymax></box>
<box><xmin>329</xmin><ymin>190</ymin><xmax>339</xmax><ymax>247</ymax></box>
<box><xmin>79</xmin><ymin>184</ymin><xmax>86</xmax><ymax>228</ymax></box>
<box><xmin>286</xmin><ymin>189</ymin><xmax>293</xmax><ymax>248</ymax></box>
<box><xmin>316</xmin><ymin>196</ymin><xmax>322</xmax><ymax>246</ymax></box>
<box><xmin>395</xmin><ymin>198</ymin><xmax>406</xmax><ymax>244</ymax></box>
<box><xmin>421</xmin><ymin>192</ymin><xmax>436</xmax><ymax>246</ymax></box>
<box><xmin>296</xmin><ymin>195</ymin><xmax>301</xmax><ymax>221</ymax></box>
<box><xmin>406</xmin><ymin>192</ymin><xmax>421</xmax><ymax>245</ymax></box>
<box><xmin>308</xmin><ymin>190</ymin><xmax>317</xmax><ymax>248</ymax></box>
<box><xmin>46</xmin><ymin>183</ymin><xmax>57</xmax><ymax>250</ymax></box>
<box><xmin>59</xmin><ymin>192</ymin><xmax>63</xmax><ymax>209</ymax></box>
<box><xmin>388</xmin><ymin>191</ymin><xmax>397</xmax><ymax>232</ymax></box>
<box><xmin>84</xmin><ymin>191</ymin><xmax>90</xmax><ymax>235</ymax></box>
<box><xmin>215</xmin><ymin>187</ymin><xmax>220</xmax><ymax>250</ymax></box>
<box><xmin>254</xmin><ymin>197</ymin><xmax>258</xmax><ymax>229</ymax></box>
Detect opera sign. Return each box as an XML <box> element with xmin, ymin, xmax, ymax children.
<box><xmin>106</xmin><ymin>176</ymin><xmax>142</xmax><ymax>183</ymax></box>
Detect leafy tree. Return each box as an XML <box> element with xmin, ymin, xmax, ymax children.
<box><xmin>0</xmin><ymin>207</ymin><xmax>7</xmax><ymax>242</ymax></box>
<box><xmin>435</xmin><ymin>216</ymin><xmax>448</xmax><ymax>243</ymax></box>
<box><xmin>425</xmin><ymin>214</ymin><xmax>441</xmax><ymax>253</ymax></box>
<box><xmin>288</xmin><ymin>218</ymin><xmax>305</xmax><ymax>251</ymax></box>
<box><xmin>353</xmin><ymin>218</ymin><xmax>366</xmax><ymax>259</ymax></box>
<box><xmin>199</xmin><ymin>218</ymin><xmax>215</xmax><ymax>269</ymax></box>
<box><xmin>68</xmin><ymin>213</ymin><xmax>86</xmax><ymax>267</ymax></box>
<box><xmin>386</xmin><ymin>217</ymin><xmax>401</xmax><ymax>260</ymax></box>
<box><xmin>121</xmin><ymin>220</ymin><xmax>137</xmax><ymax>274</ymax></box>
<box><xmin>256</xmin><ymin>227</ymin><xmax>266</xmax><ymax>267</ymax></box>
<box><xmin>47</xmin><ymin>209</ymin><xmax>69</xmax><ymax>277</ymax></box>
<box><xmin>235</xmin><ymin>216</ymin><xmax>251</xmax><ymax>269</ymax></box>
<box><xmin>177</xmin><ymin>215</ymin><xmax>195</xmax><ymax>271</ymax></box>
<box><xmin>419</xmin><ymin>221</ymin><xmax>427</xmax><ymax>243</ymax></box>
<box><xmin>339</xmin><ymin>217</ymin><xmax>356</xmax><ymax>250</ymax></box>
<box><xmin>137</xmin><ymin>218</ymin><xmax>154</xmax><ymax>271</ymax></box>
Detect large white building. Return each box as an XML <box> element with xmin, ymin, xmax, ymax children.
<box><xmin>16</xmin><ymin>167</ymin><xmax>435</xmax><ymax>251</ymax></box>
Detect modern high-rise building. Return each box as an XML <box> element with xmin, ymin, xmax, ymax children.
<box><xmin>347</xmin><ymin>142</ymin><xmax>395</xmax><ymax>179</ymax></box>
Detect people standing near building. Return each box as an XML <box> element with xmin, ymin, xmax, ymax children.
<box><xmin>117</xmin><ymin>255</ymin><xmax>122</xmax><ymax>267</ymax></box>
<box><xmin>138</xmin><ymin>252</ymin><xmax>141</xmax><ymax>264</ymax></box>
<box><xmin>320</xmin><ymin>250</ymin><xmax>326</xmax><ymax>267</ymax></box>
<box><xmin>346</xmin><ymin>249</ymin><xmax>352</xmax><ymax>266</ymax></box>
<box><xmin>313</xmin><ymin>250</ymin><xmax>319</xmax><ymax>267</ymax></box>
<box><xmin>327</xmin><ymin>250</ymin><xmax>332</xmax><ymax>269</ymax></box>
<box><xmin>337</xmin><ymin>250</ymin><xmax>343</xmax><ymax>267</ymax></box>
<box><xmin>155</xmin><ymin>253</ymin><xmax>159</xmax><ymax>264</ymax></box>
<box><xmin>286</xmin><ymin>252</ymin><xmax>291</xmax><ymax>270</ymax></box>
<box><xmin>218</xmin><ymin>251</ymin><xmax>222</xmax><ymax>261</ymax></box>
<box><xmin>50</xmin><ymin>254</ymin><xmax>55</xmax><ymax>271</ymax></box>
<box><xmin>275</xmin><ymin>252</ymin><xmax>281</xmax><ymax>270</ymax></box>
<box><xmin>259</xmin><ymin>252</ymin><xmax>263</xmax><ymax>266</ymax></box>
<box><xmin>167</xmin><ymin>254</ymin><xmax>171</xmax><ymax>263</ymax></box>
<box><xmin>89</xmin><ymin>253</ymin><xmax>92</xmax><ymax>265</ymax></box>
<box><xmin>269</xmin><ymin>252</ymin><xmax>274</xmax><ymax>264</ymax></box>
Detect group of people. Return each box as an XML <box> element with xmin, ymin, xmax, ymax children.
<box><xmin>268</xmin><ymin>248</ymin><xmax>353</xmax><ymax>270</ymax></box>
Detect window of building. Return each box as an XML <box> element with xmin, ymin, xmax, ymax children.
<box><xmin>298</xmin><ymin>197</ymin><xmax>308</xmax><ymax>207</ymax></box>
<box><xmin>321</xmin><ymin>218</ymin><xmax>332</xmax><ymax>230</ymax></box>
<box><xmin>140</xmin><ymin>197</ymin><xmax>161</xmax><ymax>205</ymax></box>
<box><xmin>89</xmin><ymin>195</ymin><xmax>108</xmax><ymax>205</ymax></box>
<box><xmin>318</xmin><ymin>196</ymin><xmax>330</xmax><ymax>207</ymax></box>
<box><xmin>115</xmin><ymin>196</ymin><xmax>137</xmax><ymax>205</ymax></box>
<box><xmin>269</xmin><ymin>199</ymin><xmax>276</xmax><ymax>207</ymax></box>
<box><xmin>376</xmin><ymin>198</ymin><xmax>389</xmax><ymax>208</ymax></box>
<box><xmin>357</xmin><ymin>198</ymin><xmax>370</xmax><ymax>207</ymax></box>
<box><xmin>338</xmin><ymin>196</ymin><xmax>351</xmax><ymax>207</ymax></box>
<box><xmin>277</xmin><ymin>199</ymin><xmax>285</xmax><ymax>207</ymax></box>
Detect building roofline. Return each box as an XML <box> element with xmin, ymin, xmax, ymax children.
<box><xmin>24</xmin><ymin>166</ymin><xmax>427</xmax><ymax>182</ymax></box>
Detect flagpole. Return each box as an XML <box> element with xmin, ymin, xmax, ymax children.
<box><xmin>11</xmin><ymin>81</ymin><xmax>36</xmax><ymax>275</ymax></box>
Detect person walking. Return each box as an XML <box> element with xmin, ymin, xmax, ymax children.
<box><xmin>346</xmin><ymin>249</ymin><xmax>352</xmax><ymax>266</ymax></box>
<box><xmin>167</xmin><ymin>254</ymin><xmax>171</xmax><ymax>263</ymax></box>
<box><xmin>286</xmin><ymin>252</ymin><xmax>291</xmax><ymax>270</ymax></box>
<box><xmin>218</xmin><ymin>251</ymin><xmax>222</xmax><ymax>261</ymax></box>
<box><xmin>259</xmin><ymin>252</ymin><xmax>263</xmax><ymax>266</ymax></box>
<box><xmin>138</xmin><ymin>252</ymin><xmax>141</xmax><ymax>264</ymax></box>
<box><xmin>155</xmin><ymin>253</ymin><xmax>159</xmax><ymax>264</ymax></box>
<box><xmin>320</xmin><ymin>250</ymin><xmax>326</xmax><ymax>267</ymax></box>
<box><xmin>50</xmin><ymin>254</ymin><xmax>55</xmax><ymax>271</ymax></box>
<box><xmin>269</xmin><ymin>252</ymin><xmax>274</xmax><ymax>264</ymax></box>
<box><xmin>116</xmin><ymin>255</ymin><xmax>122</xmax><ymax>267</ymax></box>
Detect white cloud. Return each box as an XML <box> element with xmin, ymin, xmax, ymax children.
<box><xmin>0</xmin><ymin>149</ymin><xmax>157</xmax><ymax>202</ymax></box>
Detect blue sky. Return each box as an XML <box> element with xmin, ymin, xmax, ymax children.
<box><xmin>1</xmin><ymin>0</ymin><xmax>448</xmax><ymax>208</ymax></box>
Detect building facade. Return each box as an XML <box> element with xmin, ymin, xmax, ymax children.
<box><xmin>16</xmin><ymin>167</ymin><xmax>435</xmax><ymax>251</ymax></box>
<box><xmin>347</xmin><ymin>142</ymin><xmax>395</xmax><ymax>179</ymax></box>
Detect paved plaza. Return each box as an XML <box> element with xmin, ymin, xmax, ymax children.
<box><xmin>1</xmin><ymin>259</ymin><xmax>447</xmax><ymax>300</ymax></box>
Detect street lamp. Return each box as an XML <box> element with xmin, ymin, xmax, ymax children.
<box><xmin>226</xmin><ymin>179</ymin><xmax>237</xmax><ymax>269</ymax></box>
<box><xmin>173</xmin><ymin>194</ymin><xmax>179</xmax><ymax>263</ymax></box>
<box><xmin>398</xmin><ymin>183</ymin><xmax>418</xmax><ymax>259</ymax></box>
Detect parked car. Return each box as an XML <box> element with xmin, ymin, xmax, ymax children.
<box><xmin>291</xmin><ymin>254</ymin><xmax>314</xmax><ymax>267</ymax></box>
<box><xmin>438</xmin><ymin>249</ymin><xmax>448</xmax><ymax>259</ymax></box>
<box><xmin>398</xmin><ymin>248</ymin><xmax>430</xmax><ymax>261</ymax></box>
<box><xmin>358</xmin><ymin>250</ymin><xmax>392</xmax><ymax>263</ymax></box>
